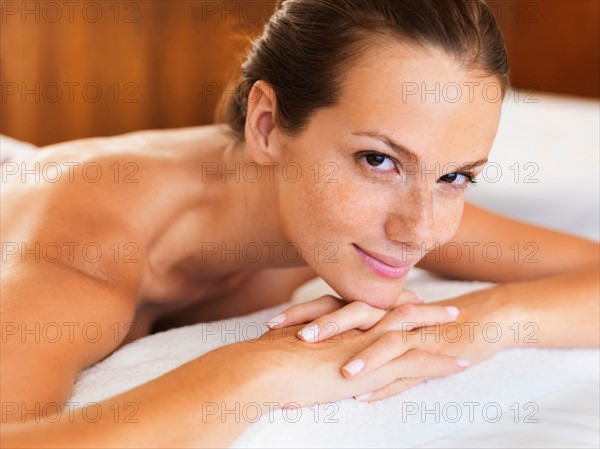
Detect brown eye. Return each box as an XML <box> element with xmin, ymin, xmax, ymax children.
<box><xmin>441</xmin><ymin>173</ymin><xmax>459</xmax><ymax>182</ymax></box>
<box><xmin>439</xmin><ymin>172</ymin><xmax>476</xmax><ymax>187</ymax></box>
<box><xmin>361</xmin><ymin>153</ymin><xmax>396</xmax><ymax>170</ymax></box>
<box><xmin>365</xmin><ymin>154</ymin><xmax>386</xmax><ymax>166</ymax></box>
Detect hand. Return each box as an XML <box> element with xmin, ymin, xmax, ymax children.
<box><xmin>267</xmin><ymin>288</ymin><xmax>511</xmax><ymax>402</ymax></box>
<box><xmin>354</xmin><ymin>290</ymin><xmax>512</xmax><ymax>401</ymax></box>
<box><xmin>208</xmin><ymin>323</ymin><xmax>386</xmax><ymax>409</ymax></box>
<box><xmin>265</xmin><ymin>290</ymin><xmax>468</xmax><ymax>401</ymax></box>
<box><xmin>266</xmin><ymin>289</ymin><xmax>456</xmax><ymax>342</ymax></box>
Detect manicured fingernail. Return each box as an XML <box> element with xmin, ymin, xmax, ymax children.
<box><xmin>342</xmin><ymin>358</ymin><xmax>365</xmax><ymax>376</ymax></box>
<box><xmin>266</xmin><ymin>313</ymin><xmax>286</xmax><ymax>328</ymax></box>
<box><xmin>298</xmin><ymin>323</ymin><xmax>319</xmax><ymax>342</ymax></box>
<box><xmin>415</xmin><ymin>293</ymin><xmax>425</xmax><ymax>302</ymax></box>
<box><xmin>354</xmin><ymin>391</ymin><xmax>373</xmax><ymax>401</ymax></box>
<box><xmin>445</xmin><ymin>306</ymin><xmax>459</xmax><ymax>317</ymax></box>
<box><xmin>455</xmin><ymin>358</ymin><xmax>470</xmax><ymax>368</ymax></box>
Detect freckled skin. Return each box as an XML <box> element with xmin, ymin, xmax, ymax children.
<box><xmin>260</xmin><ymin>41</ymin><xmax>502</xmax><ymax>308</ymax></box>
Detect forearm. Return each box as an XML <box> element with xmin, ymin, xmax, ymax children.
<box><xmin>2</xmin><ymin>351</ymin><xmax>267</xmax><ymax>449</ymax></box>
<box><xmin>495</xmin><ymin>264</ymin><xmax>600</xmax><ymax>349</ymax></box>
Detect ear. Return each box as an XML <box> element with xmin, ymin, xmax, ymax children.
<box><xmin>244</xmin><ymin>80</ymin><xmax>281</xmax><ymax>164</ymax></box>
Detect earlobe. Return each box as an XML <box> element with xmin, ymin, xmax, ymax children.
<box><xmin>245</xmin><ymin>80</ymin><xmax>279</xmax><ymax>164</ymax></box>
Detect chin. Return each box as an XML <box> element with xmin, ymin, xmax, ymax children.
<box><xmin>321</xmin><ymin>273</ymin><xmax>405</xmax><ymax>309</ymax></box>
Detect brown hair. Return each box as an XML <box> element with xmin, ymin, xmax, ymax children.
<box><xmin>220</xmin><ymin>0</ymin><xmax>510</xmax><ymax>142</ymax></box>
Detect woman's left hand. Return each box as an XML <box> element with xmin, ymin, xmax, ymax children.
<box><xmin>266</xmin><ymin>289</ymin><xmax>450</xmax><ymax>341</ymax></box>
<box><xmin>267</xmin><ymin>286</ymin><xmax>513</xmax><ymax>402</ymax></box>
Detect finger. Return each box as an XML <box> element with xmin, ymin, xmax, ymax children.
<box><xmin>370</xmin><ymin>303</ymin><xmax>460</xmax><ymax>337</ymax></box>
<box><xmin>295</xmin><ymin>290</ymin><xmax>426</xmax><ymax>342</ymax></box>
<box><xmin>354</xmin><ymin>376</ymin><xmax>433</xmax><ymax>402</ymax></box>
<box><xmin>265</xmin><ymin>294</ymin><xmax>346</xmax><ymax>329</ymax></box>
<box><xmin>296</xmin><ymin>301</ymin><xmax>387</xmax><ymax>343</ymax></box>
<box><xmin>342</xmin><ymin>335</ymin><xmax>469</xmax><ymax>379</ymax></box>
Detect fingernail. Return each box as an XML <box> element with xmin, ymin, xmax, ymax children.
<box><xmin>298</xmin><ymin>323</ymin><xmax>319</xmax><ymax>342</ymax></box>
<box><xmin>342</xmin><ymin>358</ymin><xmax>365</xmax><ymax>376</ymax></box>
<box><xmin>445</xmin><ymin>306</ymin><xmax>459</xmax><ymax>317</ymax></box>
<box><xmin>415</xmin><ymin>293</ymin><xmax>425</xmax><ymax>303</ymax></box>
<box><xmin>455</xmin><ymin>358</ymin><xmax>470</xmax><ymax>368</ymax></box>
<box><xmin>354</xmin><ymin>391</ymin><xmax>373</xmax><ymax>401</ymax></box>
<box><xmin>266</xmin><ymin>313</ymin><xmax>286</xmax><ymax>328</ymax></box>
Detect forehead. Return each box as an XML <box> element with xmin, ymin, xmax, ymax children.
<box><xmin>324</xmin><ymin>39</ymin><xmax>502</xmax><ymax>161</ymax></box>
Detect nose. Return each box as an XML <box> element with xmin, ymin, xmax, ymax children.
<box><xmin>384</xmin><ymin>188</ymin><xmax>436</xmax><ymax>257</ymax></box>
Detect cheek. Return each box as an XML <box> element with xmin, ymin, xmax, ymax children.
<box><xmin>434</xmin><ymin>196</ymin><xmax>465</xmax><ymax>243</ymax></box>
<box><xmin>278</xmin><ymin>176</ymin><xmax>361</xmax><ymax>241</ymax></box>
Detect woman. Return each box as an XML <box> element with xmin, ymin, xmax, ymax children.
<box><xmin>2</xmin><ymin>0</ymin><xmax>598</xmax><ymax>447</ymax></box>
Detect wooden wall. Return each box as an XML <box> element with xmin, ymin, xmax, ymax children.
<box><xmin>493</xmin><ymin>0</ymin><xmax>599</xmax><ymax>98</ymax></box>
<box><xmin>1</xmin><ymin>0</ymin><xmax>598</xmax><ymax>147</ymax></box>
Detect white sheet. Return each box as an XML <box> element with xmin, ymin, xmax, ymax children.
<box><xmin>465</xmin><ymin>90</ymin><xmax>599</xmax><ymax>241</ymax></box>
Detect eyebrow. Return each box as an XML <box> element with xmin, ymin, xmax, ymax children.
<box><xmin>351</xmin><ymin>131</ymin><xmax>488</xmax><ymax>172</ymax></box>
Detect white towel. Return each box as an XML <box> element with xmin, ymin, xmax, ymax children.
<box><xmin>70</xmin><ymin>269</ymin><xmax>599</xmax><ymax>448</ymax></box>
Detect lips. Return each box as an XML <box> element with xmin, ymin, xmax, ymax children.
<box><xmin>352</xmin><ymin>244</ymin><xmax>412</xmax><ymax>279</ymax></box>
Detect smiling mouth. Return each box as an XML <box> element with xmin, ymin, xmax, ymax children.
<box><xmin>352</xmin><ymin>244</ymin><xmax>412</xmax><ymax>279</ymax></box>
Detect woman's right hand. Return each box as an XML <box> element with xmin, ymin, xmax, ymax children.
<box><xmin>208</xmin><ymin>324</ymin><xmax>370</xmax><ymax>408</ymax></box>
<box><xmin>209</xmin><ymin>321</ymin><xmax>462</xmax><ymax>410</ymax></box>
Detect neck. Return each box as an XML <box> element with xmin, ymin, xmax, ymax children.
<box><xmin>189</xmin><ymin>139</ymin><xmax>305</xmax><ymax>275</ymax></box>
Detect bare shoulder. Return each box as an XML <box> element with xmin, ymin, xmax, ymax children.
<box><xmin>1</xmin><ymin>126</ymin><xmax>227</xmax><ymax>251</ymax></box>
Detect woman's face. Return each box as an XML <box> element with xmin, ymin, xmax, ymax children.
<box><xmin>274</xmin><ymin>41</ymin><xmax>502</xmax><ymax>308</ymax></box>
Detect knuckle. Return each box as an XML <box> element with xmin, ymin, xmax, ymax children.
<box><xmin>381</xmin><ymin>330</ymin><xmax>404</xmax><ymax>346</ymax></box>
<box><xmin>320</xmin><ymin>294</ymin><xmax>344</xmax><ymax>306</ymax></box>
<box><xmin>398</xmin><ymin>377</ymin><xmax>412</xmax><ymax>388</ymax></box>
<box><xmin>408</xmin><ymin>349</ymin><xmax>429</xmax><ymax>370</ymax></box>
<box><xmin>343</xmin><ymin>328</ymin><xmax>365</xmax><ymax>339</ymax></box>
<box><xmin>282</xmin><ymin>304</ymin><xmax>301</xmax><ymax>318</ymax></box>
<box><xmin>320</xmin><ymin>317</ymin><xmax>340</xmax><ymax>336</ymax></box>
<box><xmin>387</xmin><ymin>378</ymin><xmax>413</xmax><ymax>396</ymax></box>
<box><xmin>284</xmin><ymin>304</ymin><xmax>311</xmax><ymax>320</ymax></box>
<box><xmin>392</xmin><ymin>303</ymin><xmax>418</xmax><ymax>320</ymax></box>
<box><xmin>348</xmin><ymin>300</ymin><xmax>373</xmax><ymax>316</ymax></box>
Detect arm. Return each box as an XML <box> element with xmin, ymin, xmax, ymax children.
<box><xmin>416</xmin><ymin>202</ymin><xmax>599</xmax><ymax>283</ymax></box>
<box><xmin>2</xmin><ymin>344</ymin><xmax>269</xmax><ymax>449</ymax></box>
<box><xmin>416</xmin><ymin>200</ymin><xmax>599</xmax><ymax>348</ymax></box>
<box><xmin>3</xmin><ymin>318</ymin><xmax>417</xmax><ymax>448</ymax></box>
<box><xmin>479</xmin><ymin>265</ymin><xmax>599</xmax><ymax>349</ymax></box>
